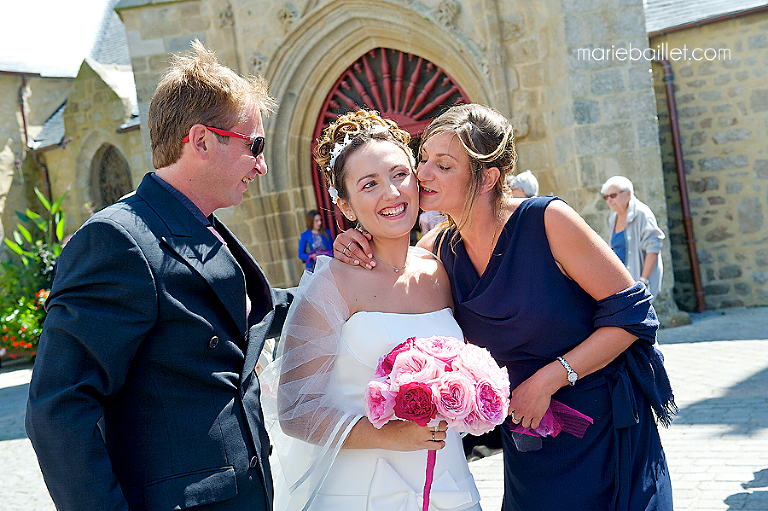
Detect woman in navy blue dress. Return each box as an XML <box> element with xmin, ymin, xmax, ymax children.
<box><xmin>334</xmin><ymin>104</ymin><xmax>674</xmax><ymax>511</ymax></box>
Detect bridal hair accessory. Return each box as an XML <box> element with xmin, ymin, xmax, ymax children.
<box><xmin>328</xmin><ymin>134</ymin><xmax>351</xmax><ymax>170</ymax></box>
<box><xmin>327</xmin><ymin>185</ymin><xmax>339</xmax><ymax>204</ymax></box>
<box><xmin>326</xmin><ymin>125</ymin><xmax>392</xmax><ymax>204</ymax></box>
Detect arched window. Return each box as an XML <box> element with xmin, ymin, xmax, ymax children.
<box><xmin>90</xmin><ymin>144</ymin><xmax>132</xmax><ymax>212</ymax></box>
<box><xmin>312</xmin><ymin>48</ymin><xmax>470</xmax><ymax>234</ymax></box>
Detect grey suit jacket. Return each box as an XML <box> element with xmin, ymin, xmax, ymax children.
<box><xmin>26</xmin><ymin>173</ymin><xmax>292</xmax><ymax>511</ymax></box>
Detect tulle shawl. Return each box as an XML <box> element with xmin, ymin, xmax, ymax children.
<box><xmin>260</xmin><ymin>256</ymin><xmax>359</xmax><ymax>511</ymax></box>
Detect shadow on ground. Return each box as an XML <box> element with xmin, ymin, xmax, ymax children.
<box><xmin>726</xmin><ymin>468</ymin><xmax>768</xmax><ymax>510</ymax></box>
<box><xmin>0</xmin><ymin>381</ymin><xmax>30</xmax><ymax>441</ymax></box>
<box><xmin>670</xmin><ymin>366</ymin><xmax>768</xmax><ymax>435</ymax></box>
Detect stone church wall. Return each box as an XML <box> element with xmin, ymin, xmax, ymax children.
<box><xmin>116</xmin><ymin>0</ymin><xmax>678</xmax><ymax>321</ymax></box>
<box><xmin>652</xmin><ymin>10</ymin><xmax>768</xmax><ymax>310</ymax></box>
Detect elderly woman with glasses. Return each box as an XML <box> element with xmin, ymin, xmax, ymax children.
<box><xmin>600</xmin><ymin>176</ymin><xmax>665</xmax><ymax>300</ymax></box>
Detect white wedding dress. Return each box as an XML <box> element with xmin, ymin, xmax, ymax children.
<box><xmin>261</xmin><ymin>255</ymin><xmax>482</xmax><ymax>511</ymax></box>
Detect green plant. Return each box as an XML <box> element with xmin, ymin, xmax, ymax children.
<box><xmin>1</xmin><ymin>188</ymin><xmax>67</xmax><ymax>359</ymax></box>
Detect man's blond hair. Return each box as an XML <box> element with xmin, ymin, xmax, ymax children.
<box><xmin>148</xmin><ymin>40</ymin><xmax>276</xmax><ymax>169</ymax></box>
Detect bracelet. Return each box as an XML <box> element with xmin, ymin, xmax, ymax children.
<box><xmin>639</xmin><ymin>276</ymin><xmax>650</xmax><ymax>286</ymax></box>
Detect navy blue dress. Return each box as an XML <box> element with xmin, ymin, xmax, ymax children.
<box><xmin>439</xmin><ymin>196</ymin><xmax>673</xmax><ymax>511</ymax></box>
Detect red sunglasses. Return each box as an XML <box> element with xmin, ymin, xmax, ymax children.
<box><xmin>182</xmin><ymin>126</ymin><xmax>265</xmax><ymax>158</ymax></box>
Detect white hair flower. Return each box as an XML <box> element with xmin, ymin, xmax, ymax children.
<box><xmin>328</xmin><ymin>186</ymin><xmax>339</xmax><ymax>205</ymax></box>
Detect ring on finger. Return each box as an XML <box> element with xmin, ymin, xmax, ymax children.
<box><xmin>431</xmin><ymin>431</ymin><xmax>435</xmax><ymax>441</ymax></box>
<box><xmin>345</xmin><ymin>241</ymin><xmax>353</xmax><ymax>251</ymax></box>
<box><xmin>511</xmin><ymin>411</ymin><xmax>517</xmax><ymax>422</ymax></box>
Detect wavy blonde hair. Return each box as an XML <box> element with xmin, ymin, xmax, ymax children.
<box><xmin>418</xmin><ymin>104</ymin><xmax>517</xmax><ymax>235</ymax></box>
<box><xmin>314</xmin><ymin>110</ymin><xmax>413</xmax><ymax>204</ymax></box>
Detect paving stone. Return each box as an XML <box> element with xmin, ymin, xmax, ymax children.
<box><xmin>1</xmin><ymin>307</ymin><xmax>766</xmax><ymax>510</ymax></box>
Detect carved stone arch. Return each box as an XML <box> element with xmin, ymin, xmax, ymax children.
<box><xmin>89</xmin><ymin>144</ymin><xmax>132</xmax><ymax>212</ymax></box>
<box><xmin>263</xmin><ymin>0</ymin><xmax>494</xmax><ymax>235</ymax></box>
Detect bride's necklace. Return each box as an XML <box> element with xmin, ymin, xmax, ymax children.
<box><xmin>373</xmin><ymin>254</ymin><xmax>406</xmax><ymax>273</ymax></box>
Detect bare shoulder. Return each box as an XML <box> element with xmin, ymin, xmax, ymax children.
<box><xmin>407</xmin><ymin>247</ymin><xmax>452</xmax><ymax>307</ymax></box>
<box><xmin>326</xmin><ymin>258</ymin><xmax>373</xmax><ymax>304</ymax></box>
<box><xmin>542</xmin><ymin>198</ymin><xmax>591</xmax><ymax>236</ymax></box>
<box><xmin>415</xmin><ymin>227</ymin><xmax>440</xmax><ymax>253</ymax></box>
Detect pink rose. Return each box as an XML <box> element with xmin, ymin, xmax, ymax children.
<box><xmin>394</xmin><ymin>381</ymin><xmax>437</xmax><ymax>427</ymax></box>
<box><xmin>365</xmin><ymin>379</ymin><xmax>397</xmax><ymax>429</ymax></box>
<box><xmin>460</xmin><ymin>408</ymin><xmax>493</xmax><ymax>436</ymax></box>
<box><xmin>390</xmin><ymin>349</ymin><xmax>442</xmax><ymax>390</ymax></box>
<box><xmin>475</xmin><ymin>380</ymin><xmax>509</xmax><ymax>426</ymax></box>
<box><xmin>413</xmin><ymin>336</ymin><xmax>464</xmax><ymax>365</ymax></box>
<box><xmin>454</xmin><ymin>344</ymin><xmax>508</xmax><ymax>393</ymax></box>
<box><xmin>375</xmin><ymin>337</ymin><xmax>416</xmax><ymax>378</ymax></box>
<box><xmin>433</xmin><ymin>372</ymin><xmax>475</xmax><ymax>426</ymax></box>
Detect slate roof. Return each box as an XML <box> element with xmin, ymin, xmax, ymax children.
<box><xmin>30</xmin><ymin>102</ymin><xmax>66</xmax><ymax>151</ymax></box>
<box><xmin>645</xmin><ymin>0</ymin><xmax>768</xmax><ymax>34</ymax></box>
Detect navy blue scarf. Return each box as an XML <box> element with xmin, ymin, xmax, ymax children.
<box><xmin>594</xmin><ymin>283</ymin><xmax>677</xmax><ymax>426</ymax></box>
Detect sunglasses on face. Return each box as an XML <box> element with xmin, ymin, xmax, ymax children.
<box><xmin>603</xmin><ymin>191</ymin><xmax>624</xmax><ymax>201</ymax></box>
<box><xmin>182</xmin><ymin>126</ymin><xmax>265</xmax><ymax>158</ymax></box>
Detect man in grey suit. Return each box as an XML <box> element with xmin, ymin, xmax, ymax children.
<box><xmin>26</xmin><ymin>40</ymin><xmax>291</xmax><ymax>511</ymax></box>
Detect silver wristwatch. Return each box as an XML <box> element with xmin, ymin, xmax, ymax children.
<box><xmin>557</xmin><ymin>356</ymin><xmax>578</xmax><ymax>386</ymax></box>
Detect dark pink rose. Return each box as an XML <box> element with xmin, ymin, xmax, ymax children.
<box><xmin>377</xmin><ymin>337</ymin><xmax>416</xmax><ymax>377</ymax></box>
<box><xmin>394</xmin><ymin>381</ymin><xmax>437</xmax><ymax>427</ymax></box>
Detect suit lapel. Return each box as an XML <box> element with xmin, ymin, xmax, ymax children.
<box><xmin>210</xmin><ymin>218</ymin><xmax>276</xmax><ymax>384</ymax></box>
<box><xmin>161</xmin><ymin>229</ymin><xmax>248</xmax><ymax>335</ymax></box>
<box><xmin>137</xmin><ymin>174</ymin><xmax>248</xmax><ymax>334</ymax></box>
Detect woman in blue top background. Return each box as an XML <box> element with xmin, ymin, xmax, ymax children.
<box><xmin>334</xmin><ymin>104</ymin><xmax>674</xmax><ymax>511</ymax></box>
<box><xmin>298</xmin><ymin>209</ymin><xmax>333</xmax><ymax>271</ymax></box>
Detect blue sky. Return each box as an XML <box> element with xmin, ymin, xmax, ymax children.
<box><xmin>0</xmin><ymin>0</ymin><xmax>111</xmax><ymax>77</ymax></box>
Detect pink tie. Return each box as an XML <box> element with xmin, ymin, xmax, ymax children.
<box><xmin>208</xmin><ymin>226</ymin><xmax>252</xmax><ymax>320</ymax></box>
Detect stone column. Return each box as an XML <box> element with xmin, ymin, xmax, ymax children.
<box><xmin>543</xmin><ymin>0</ymin><xmax>689</xmax><ymax>326</ymax></box>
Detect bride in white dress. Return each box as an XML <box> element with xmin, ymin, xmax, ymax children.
<box><xmin>260</xmin><ymin>110</ymin><xmax>482</xmax><ymax>511</ymax></box>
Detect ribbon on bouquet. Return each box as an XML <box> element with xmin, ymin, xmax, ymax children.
<box><xmin>510</xmin><ymin>398</ymin><xmax>593</xmax><ymax>439</ymax></box>
<box><xmin>423</xmin><ymin>450</ymin><xmax>436</xmax><ymax>511</ymax></box>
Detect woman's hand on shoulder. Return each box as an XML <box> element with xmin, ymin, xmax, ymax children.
<box><xmin>544</xmin><ymin>200</ymin><xmax>634</xmax><ymax>301</ymax></box>
<box><xmin>333</xmin><ymin>229</ymin><xmax>376</xmax><ymax>269</ymax></box>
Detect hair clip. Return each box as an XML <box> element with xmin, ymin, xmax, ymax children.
<box><xmin>327</xmin><ymin>186</ymin><xmax>339</xmax><ymax>205</ymax></box>
<box><xmin>329</xmin><ymin>134</ymin><xmax>351</xmax><ymax>170</ymax></box>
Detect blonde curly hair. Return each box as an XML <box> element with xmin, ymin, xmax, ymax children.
<box><xmin>314</xmin><ymin>110</ymin><xmax>413</xmax><ymax>204</ymax></box>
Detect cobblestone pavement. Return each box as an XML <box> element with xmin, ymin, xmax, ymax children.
<box><xmin>1</xmin><ymin>306</ymin><xmax>766</xmax><ymax>510</ymax></box>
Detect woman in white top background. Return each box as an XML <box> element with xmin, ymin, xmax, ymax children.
<box><xmin>601</xmin><ymin>176</ymin><xmax>665</xmax><ymax>300</ymax></box>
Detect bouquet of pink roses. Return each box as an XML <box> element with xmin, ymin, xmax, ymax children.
<box><xmin>365</xmin><ymin>335</ymin><xmax>510</xmax><ymax>434</ymax></box>
<box><xmin>364</xmin><ymin>335</ymin><xmax>510</xmax><ymax>511</ymax></box>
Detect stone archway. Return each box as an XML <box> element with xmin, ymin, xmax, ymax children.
<box><xmin>89</xmin><ymin>144</ymin><xmax>132</xmax><ymax>212</ymax></box>
<box><xmin>258</xmin><ymin>0</ymin><xmax>502</xmax><ymax>282</ymax></box>
<box><xmin>263</xmin><ymin>0</ymin><xmax>495</xmax><ymax>211</ymax></box>
<box><xmin>311</xmin><ymin>47</ymin><xmax>472</xmax><ymax>234</ymax></box>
